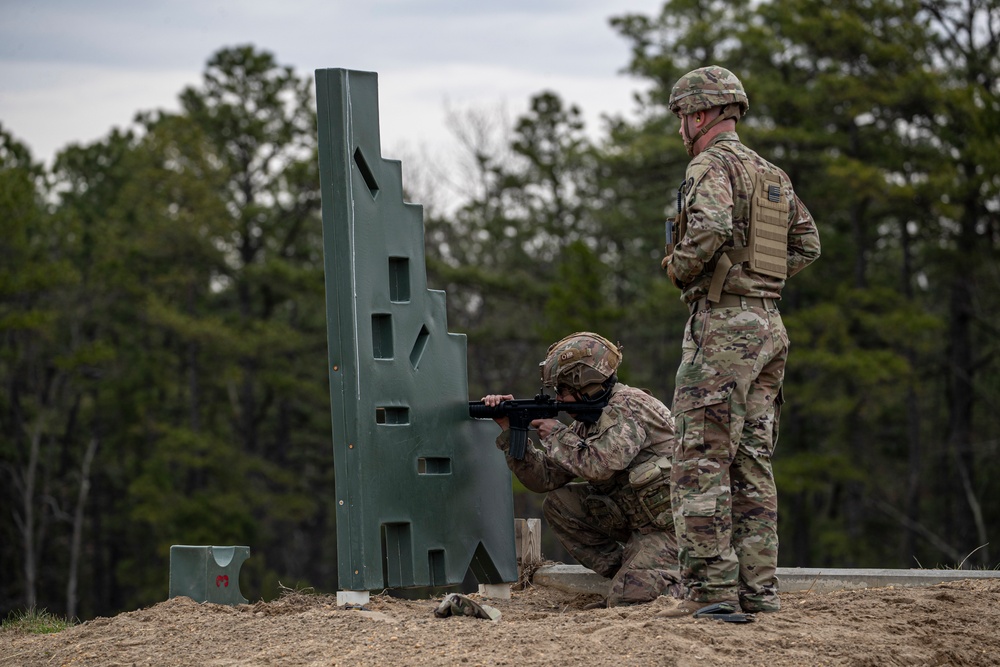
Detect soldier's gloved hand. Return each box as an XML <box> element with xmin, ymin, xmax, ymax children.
<box><xmin>530</xmin><ymin>418</ymin><xmax>561</xmax><ymax>441</ymax></box>
<box><xmin>661</xmin><ymin>253</ymin><xmax>672</xmax><ymax>270</ymax></box>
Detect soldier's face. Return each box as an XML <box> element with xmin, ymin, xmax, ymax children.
<box><xmin>556</xmin><ymin>385</ymin><xmax>578</xmax><ymax>403</ymax></box>
<box><xmin>679</xmin><ymin>113</ymin><xmax>705</xmax><ymax>157</ymax></box>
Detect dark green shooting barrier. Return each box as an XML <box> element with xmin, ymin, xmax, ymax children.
<box><xmin>315</xmin><ymin>68</ymin><xmax>517</xmax><ymax>593</ymax></box>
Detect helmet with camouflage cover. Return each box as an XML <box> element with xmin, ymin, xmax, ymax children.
<box><xmin>668</xmin><ymin>66</ymin><xmax>749</xmax><ymax>119</ymax></box>
<box><xmin>539</xmin><ymin>332</ymin><xmax>622</xmax><ymax>399</ymax></box>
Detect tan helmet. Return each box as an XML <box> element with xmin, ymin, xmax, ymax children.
<box><xmin>668</xmin><ymin>65</ymin><xmax>749</xmax><ymax>118</ymax></box>
<box><xmin>539</xmin><ymin>332</ymin><xmax>622</xmax><ymax>398</ymax></box>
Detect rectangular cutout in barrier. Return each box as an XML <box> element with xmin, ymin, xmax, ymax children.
<box><xmin>381</xmin><ymin>522</ymin><xmax>413</xmax><ymax>588</ymax></box>
<box><xmin>389</xmin><ymin>257</ymin><xmax>410</xmax><ymax>303</ymax></box>
<box><xmin>417</xmin><ymin>457</ymin><xmax>451</xmax><ymax>475</ymax></box>
<box><xmin>372</xmin><ymin>314</ymin><xmax>393</xmax><ymax>359</ymax></box>
<box><xmin>376</xmin><ymin>407</ymin><xmax>410</xmax><ymax>425</ymax></box>
<box><xmin>429</xmin><ymin>549</ymin><xmax>446</xmax><ymax>587</ymax></box>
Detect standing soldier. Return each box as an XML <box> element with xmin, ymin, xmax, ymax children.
<box><xmin>481</xmin><ymin>332</ymin><xmax>682</xmax><ymax>607</ymax></box>
<box><xmin>660</xmin><ymin>66</ymin><xmax>821</xmax><ymax>616</ymax></box>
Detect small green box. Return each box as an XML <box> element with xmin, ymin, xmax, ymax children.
<box><xmin>169</xmin><ymin>545</ymin><xmax>250</xmax><ymax>605</ymax></box>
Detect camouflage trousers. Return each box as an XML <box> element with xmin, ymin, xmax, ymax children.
<box><xmin>670</xmin><ymin>302</ymin><xmax>786</xmax><ymax>611</ymax></box>
<box><xmin>543</xmin><ymin>482</ymin><xmax>683</xmax><ymax>606</ymax></box>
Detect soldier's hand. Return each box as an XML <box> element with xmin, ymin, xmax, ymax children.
<box><xmin>663</xmin><ymin>256</ymin><xmax>685</xmax><ymax>289</ymax></box>
<box><xmin>530</xmin><ymin>418</ymin><xmax>560</xmax><ymax>441</ymax></box>
<box><xmin>481</xmin><ymin>394</ymin><xmax>514</xmax><ymax>430</ymax></box>
<box><xmin>481</xmin><ymin>393</ymin><xmax>514</xmax><ymax>407</ymax></box>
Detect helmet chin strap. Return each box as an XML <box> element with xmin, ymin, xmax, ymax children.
<box><xmin>682</xmin><ymin>104</ymin><xmax>741</xmax><ymax>156</ymax></box>
<box><xmin>680</xmin><ymin>116</ymin><xmax>697</xmax><ymax>157</ymax></box>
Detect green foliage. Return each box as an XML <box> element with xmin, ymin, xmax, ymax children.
<box><xmin>539</xmin><ymin>241</ymin><xmax>621</xmax><ymax>342</ymax></box>
<box><xmin>1</xmin><ymin>608</ymin><xmax>75</xmax><ymax>634</ymax></box>
<box><xmin>0</xmin><ymin>46</ymin><xmax>331</xmax><ymax>620</ymax></box>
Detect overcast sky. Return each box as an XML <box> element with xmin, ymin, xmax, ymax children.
<box><xmin>1</xmin><ymin>0</ymin><xmax>665</xmax><ymax>188</ymax></box>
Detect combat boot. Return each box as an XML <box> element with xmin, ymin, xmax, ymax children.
<box><xmin>740</xmin><ymin>588</ymin><xmax>780</xmax><ymax>612</ymax></box>
<box><xmin>740</xmin><ymin>598</ymin><xmax>780</xmax><ymax>613</ymax></box>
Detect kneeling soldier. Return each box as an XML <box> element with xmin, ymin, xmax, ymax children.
<box><xmin>481</xmin><ymin>332</ymin><xmax>682</xmax><ymax>607</ymax></box>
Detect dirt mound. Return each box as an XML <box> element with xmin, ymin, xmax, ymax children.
<box><xmin>3</xmin><ymin>578</ymin><xmax>998</xmax><ymax>666</ymax></box>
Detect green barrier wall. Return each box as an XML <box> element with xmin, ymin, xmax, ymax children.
<box><xmin>315</xmin><ymin>68</ymin><xmax>517</xmax><ymax>593</ymax></box>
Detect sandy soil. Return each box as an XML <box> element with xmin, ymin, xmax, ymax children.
<box><xmin>4</xmin><ymin>574</ymin><xmax>998</xmax><ymax>666</ymax></box>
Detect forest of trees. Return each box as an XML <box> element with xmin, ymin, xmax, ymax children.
<box><xmin>2</xmin><ymin>0</ymin><xmax>998</xmax><ymax>621</ymax></box>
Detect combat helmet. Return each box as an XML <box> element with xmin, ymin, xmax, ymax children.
<box><xmin>669</xmin><ymin>66</ymin><xmax>749</xmax><ymax>156</ymax></box>
<box><xmin>539</xmin><ymin>332</ymin><xmax>622</xmax><ymax>399</ymax></box>
<box><xmin>668</xmin><ymin>65</ymin><xmax>749</xmax><ymax>118</ymax></box>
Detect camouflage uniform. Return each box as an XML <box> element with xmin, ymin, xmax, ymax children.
<box><xmin>495</xmin><ymin>383</ymin><xmax>682</xmax><ymax>606</ymax></box>
<box><xmin>666</xmin><ymin>102</ymin><xmax>821</xmax><ymax>608</ymax></box>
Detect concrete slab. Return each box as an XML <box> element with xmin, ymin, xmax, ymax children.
<box><xmin>533</xmin><ymin>564</ymin><xmax>1000</xmax><ymax>596</ymax></box>
<box><xmin>337</xmin><ymin>590</ymin><xmax>371</xmax><ymax>606</ymax></box>
<box><xmin>774</xmin><ymin>567</ymin><xmax>1000</xmax><ymax>593</ymax></box>
<box><xmin>479</xmin><ymin>584</ymin><xmax>512</xmax><ymax>600</ymax></box>
<box><xmin>533</xmin><ymin>564</ymin><xmax>611</xmax><ymax>596</ymax></box>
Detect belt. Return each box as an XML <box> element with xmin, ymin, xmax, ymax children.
<box><xmin>688</xmin><ymin>294</ymin><xmax>778</xmax><ymax>313</ymax></box>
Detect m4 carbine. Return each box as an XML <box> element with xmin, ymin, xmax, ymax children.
<box><xmin>468</xmin><ymin>393</ymin><xmax>608</xmax><ymax>460</ymax></box>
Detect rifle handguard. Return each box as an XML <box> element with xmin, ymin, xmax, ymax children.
<box><xmin>469</xmin><ymin>393</ymin><xmax>609</xmax><ymax>460</ymax></box>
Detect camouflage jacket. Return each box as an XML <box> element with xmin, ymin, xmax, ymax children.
<box><xmin>667</xmin><ymin>131</ymin><xmax>821</xmax><ymax>303</ymax></box>
<box><xmin>494</xmin><ymin>383</ymin><xmax>674</xmax><ymax>493</ymax></box>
